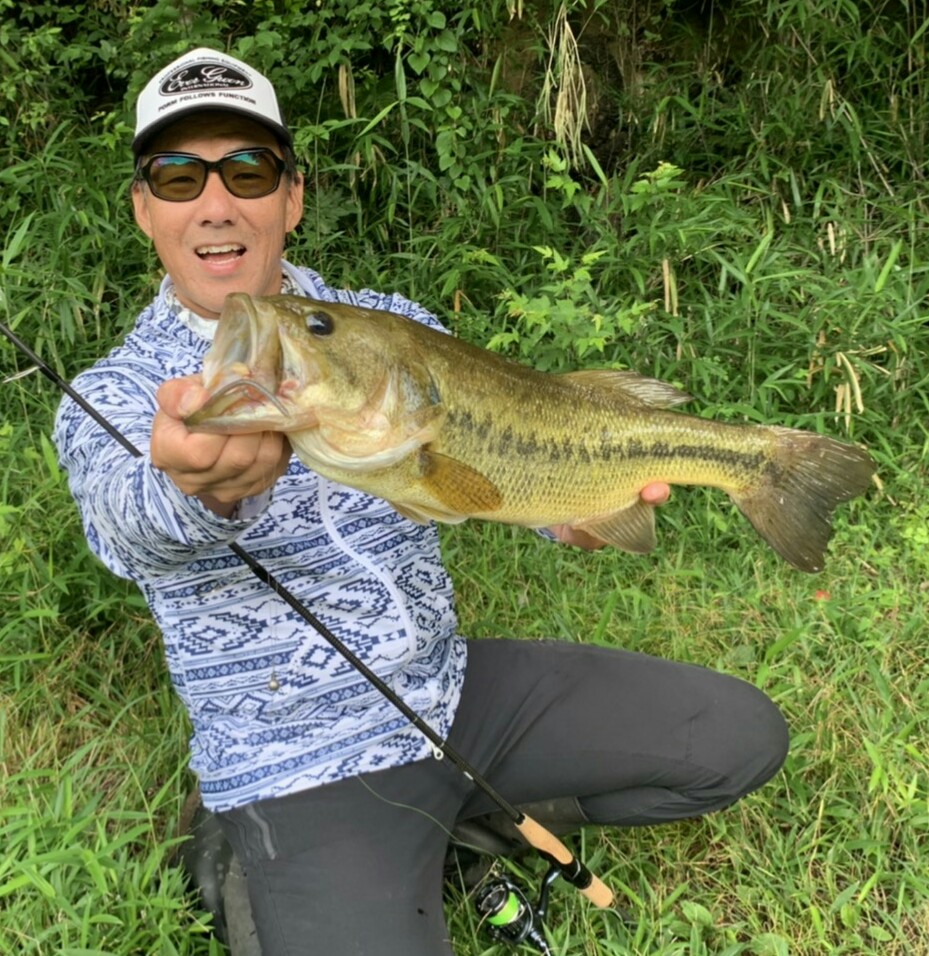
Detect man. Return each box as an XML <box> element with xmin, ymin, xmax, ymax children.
<box><xmin>54</xmin><ymin>48</ymin><xmax>788</xmax><ymax>956</ymax></box>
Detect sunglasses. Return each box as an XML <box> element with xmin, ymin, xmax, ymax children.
<box><xmin>136</xmin><ymin>148</ymin><xmax>288</xmax><ymax>202</ymax></box>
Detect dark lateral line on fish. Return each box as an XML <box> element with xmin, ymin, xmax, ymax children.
<box><xmin>0</xmin><ymin>318</ymin><xmax>617</xmax><ymax>908</ymax></box>
<box><xmin>620</xmin><ymin>441</ymin><xmax>768</xmax><ymax>470</ymax></box>
<box><xmin>450</xmin><ymin>411</ymin><xmax>767</xmax><ymax>469</ymax></box>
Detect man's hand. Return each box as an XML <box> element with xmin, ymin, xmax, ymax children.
<box><xmin>151</xmin><ymin>376</ymin><xmax>291</xmax><ymax>517</ymax></box>
<box><xmin>549</xmin><ymin>482</ymin><xmax>671</xmax><ymax>551</ymax></box>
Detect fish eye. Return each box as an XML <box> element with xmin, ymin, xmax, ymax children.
<box><xmin>305</xmin><ymin>310</ymin><xmax>334</xmax><ymax>336</ymax></box>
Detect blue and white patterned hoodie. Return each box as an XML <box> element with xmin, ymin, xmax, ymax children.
<box><xmin>53</xmin><ymin>263</ymin><xmax>466</xmax><ymax>812</ymax></box>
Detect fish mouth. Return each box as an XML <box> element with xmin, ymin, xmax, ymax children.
<box><xmin>187</xmin><ymin>377</ymin><xmax>288</xmax><ymax>421</ymax></box>
<box><xmin>185</xmin><ymin>293</ymin><xmax>318</xmax><ymax>433</ymax></box>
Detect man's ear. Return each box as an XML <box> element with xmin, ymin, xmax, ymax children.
<box><xmin>284</xmin><ymin>171</ymin><xmax>305</xmax><ymax>234</ymax></box>
<box><xmin>132</xmin><ymin>183</ymin><xmax>155</xmax><ymax>239</ymax></box>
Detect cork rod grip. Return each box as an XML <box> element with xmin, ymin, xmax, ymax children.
<box><xmin>514</xmin><ymin>814</ymin><xmax>614</xmax><ymax>908</ymax></box>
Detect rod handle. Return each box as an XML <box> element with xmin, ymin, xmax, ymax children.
<box><xmin>514</xmin><ymin>814</ymin><xmax>614</xmax><ymax>908</ymax></box>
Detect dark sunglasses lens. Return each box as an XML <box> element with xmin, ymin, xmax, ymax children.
<box><xmin>220</xmin><ymin>151</ymin><xmax>282</xmax><ymax>198</ymax></box>
<box><xmin>147</xmin><ymin>156</ymin><xmax>207</xmax><ymax>201</ymax></box>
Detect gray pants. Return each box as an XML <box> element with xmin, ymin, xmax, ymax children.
<box><xmin>217</xmin><ymin>639</ymin><xmax>788</xmax><ymax>955</ymax></box>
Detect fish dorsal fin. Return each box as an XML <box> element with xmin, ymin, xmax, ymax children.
<box><xmin>574</xmin><ymin>499</ymin><xmax>658</xmax><ymax>554</ymax></box>
<box><xmin>560</xmin><ymin>370</ymin><xmax>691</xmax><ymax>408</ymax></box>
<box><xmin>419</xmin><ymin>449</ymin><xmax>504</xmax><ymax>515</ymax></box>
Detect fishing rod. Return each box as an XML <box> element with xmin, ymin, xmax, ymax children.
<box><xmin>0</xmin><ymin>319</ymin><xmax>614</xmax><ymax>939</ymax></box>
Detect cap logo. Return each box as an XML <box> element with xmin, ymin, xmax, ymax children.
<box><xmin>160</xmin><ymin>62</ymin><xmax>253</xmax><ymax>97</ymax></box>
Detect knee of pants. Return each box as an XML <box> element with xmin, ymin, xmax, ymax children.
<box><xmin>697</xmin><ymin>678</ymin><xmax>790</xmax><ymax>804</ymax></box>
<box><xmin>579</xmin><ymin>679</ymin><xmax>789</xmax><ymax>828</ymax></box>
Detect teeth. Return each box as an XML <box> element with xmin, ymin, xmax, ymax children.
<box><xmin>197</xmin><ymin>244</ymin><xmax>244</xmax><ymax>255</ymax></box>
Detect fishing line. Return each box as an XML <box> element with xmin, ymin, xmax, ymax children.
<box><xmin>354</xmin><ymin>775</ymin><xmax>460</xmax><ymax>841</ymax></box>
<box><xmin>0</xmin><ymin>318</ymin><xmax>614</xmax><ymax>915</ymax></box>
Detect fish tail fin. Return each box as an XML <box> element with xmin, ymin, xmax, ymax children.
<box><xmin>731</xmin><ymin>428</ymin><xmax>876</xmax><ymax>573</ymax></box>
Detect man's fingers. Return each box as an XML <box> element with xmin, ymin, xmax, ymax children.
<box><xmin>156</xmin><ymin>375</ymin><xmax>208</xmax><ymax>420</ymax></box>
<box><xmin>152</xmin><ymin>409</ymin><xmax>289</xmax><ymax>502</ymax></box>
<box><xmin>151</xmin><ymin>409</ymin><xmax>226</xmax><ymax>474</ymax></box>
<box><xmin>197</xmin><ymin>433</ymin><xmax>289</xmax><ymax>502</ymax></box>
<box><xmin>640</xmin><ymin>482</ymin><xmax>671</xmax><ymax>506</ymax></box>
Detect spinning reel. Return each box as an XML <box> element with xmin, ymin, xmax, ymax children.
<box><xmin>475</xmin><ymin>863</ymin><xmax>563</xmax><ymax>955</ymax></box>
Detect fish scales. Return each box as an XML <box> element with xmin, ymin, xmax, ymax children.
<box><xmin>186</xmin><ymin>294</ymin><xmax>876</xmax><ymax>572</ymax></box>
<box><xmin>424</xmin><ymin>345</ymin><xmax>777</xmax><ymax>524</ymax></box>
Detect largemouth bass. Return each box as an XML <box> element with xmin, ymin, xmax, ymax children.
<box><xmin>186</xmin><ymin>293</ymin><xmax>876</xmax><ymax>572</ymax></box>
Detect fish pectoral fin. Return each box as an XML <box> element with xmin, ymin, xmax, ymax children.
<box><xmin>419</xmin><ymin>450</ymin><xmax>504</xmax><ymax>515</ymax></box>
<box><xmin>575</xmin><ymin>500</ymin><xmax>658</xmax><ymax>554</ymax></box>
<box><xmin>560</xmin><ymin>369</ymin><xmax>691</xmax><ymax>408</ymax></box>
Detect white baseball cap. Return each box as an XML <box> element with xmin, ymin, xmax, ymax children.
<box><xmin>132</xmin><ymin>47</ymin><xmax>292</xmax><ymax>155</ymax></box>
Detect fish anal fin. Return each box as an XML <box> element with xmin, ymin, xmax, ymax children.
<box><xmin>419</xmin><ymin>450</ymin><xmax>503</xmax><ymax>515</ymax></box>
<box><xmin>575</xmin><ymin>499</ymin><xmax>658</xmax><ymax>554</ymax></box>
<box><xmin>560</xmin><ymin>370</ymin><xmax>691</xmax><ymax>408</ymax></box>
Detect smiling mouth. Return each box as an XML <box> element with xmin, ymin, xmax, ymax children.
<box><xmin>196</xmin><ymin>243</ymin><xmax>246</xmax><ymax>262</ymax></box>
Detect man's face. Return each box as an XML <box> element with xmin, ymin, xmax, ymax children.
<box><xmin>132</xmin><ymin>114</ymin><xmax>304</xmax><ymax>319</ymax></box>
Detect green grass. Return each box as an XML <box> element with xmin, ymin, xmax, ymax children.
<box><xmin>440</xmin><ymin>511</ymin><xmax>928</xmax><ymax>955</ymax></box>
<box><xmin>3</xmin><ymin>458</ymin><xmax>924</xmax><ymax>954</ymax></box>
<box><xmin>2</xmin><ymin>2</ymin><xmax>929</xmax><ymax>953</ymax></box>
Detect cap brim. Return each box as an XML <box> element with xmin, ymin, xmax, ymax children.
<box><xmin>132</xmin><ymin>105</ymin><xmax>292</xmax><ymax>156</ymax></box>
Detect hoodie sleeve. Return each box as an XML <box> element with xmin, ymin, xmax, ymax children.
<box><xmin>52</xmin><ymin>351</ymin><xmax>267</xmax><ymax>582</ymax></box>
